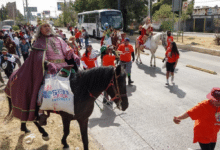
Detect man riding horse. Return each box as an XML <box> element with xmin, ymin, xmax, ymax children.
<box><xmin>4</xmin><ymin>21</ymin><xmax>80</xmax><ymax>126</ymax></box>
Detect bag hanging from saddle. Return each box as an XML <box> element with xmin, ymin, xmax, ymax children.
<box><xmin>40</xmin><ymin>70</ymin><xmax>74</xmax><ymax>115</ymax></box>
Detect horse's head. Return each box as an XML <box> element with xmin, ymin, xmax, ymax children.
<box><xmin>160</xmin><ymin>32</ymin><xmax>167</xmax><ymax>50</ymax></box>
<box><xmin>106</xmin><ymin>65</ymin><xmax>128</xmax><ymax>111</ymax></box>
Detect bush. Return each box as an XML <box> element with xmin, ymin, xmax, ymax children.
<box><xmin>160</xmin><ymin>20</ymin><xmax>174</xmax><ymax>32</ymax></box>
<box><xmin>214</xmin><ymin>34</ymin><xmax>220</xmax><ymax>45</ymax></box>
<box><xmin>12</xmin><ymin>25</ymin><xmax>19</xmax><ymax>31</ymax></box>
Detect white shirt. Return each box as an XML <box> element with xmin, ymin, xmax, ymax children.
<box><xmin>13</xmin><ymin>37</ymin><xmax>20</xmax><ymax>46</ymax></box>
<box><xmin>23</xmin><ymin>34</ymin><xmax>29</xmax><ymax>42</ymax></box>
<box><xmin>9</xmin><ymin>31</ymin><xmax>14</xmax><ymax>39</ymax></box>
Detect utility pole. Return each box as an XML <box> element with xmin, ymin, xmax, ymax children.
<box><xmin>148</xmin><ymin>0</ymin><xmax>152</xmax><ymax>22</ymax></box>
<box><xmin>118</xmin><ymin>0</ymin><xmax>120</xmax><ymax>10</ymax></box>
<box><xmin>25</xmin><ymin>0</ymin><xmax>29</xmax><ymax>23</ymax></box>
<box><xmin>64</xmin><ymin>0</ymin><xmax>66</xmax><ymax>26</ymax></box>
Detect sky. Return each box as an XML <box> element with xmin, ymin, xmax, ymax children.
<box><xmin>0</xmin><ymin>0</ymin><xmax>220</xmax><ymax>18</ymax></box>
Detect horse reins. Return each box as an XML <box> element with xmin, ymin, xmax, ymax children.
<box><xmin>89</xmin><ymin>69</ymin><xmax>127</xmax><ymax>110</ymax></box>
<box><xmin>104</xmin><ymin>69</ymin><xmax>127</xmax><ymax>109</ymax></box>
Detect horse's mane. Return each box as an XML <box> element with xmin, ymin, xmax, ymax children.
<box><xmin>70</xmin><ymin>66</ymin><xmax>115</xmax><ymax>95</ymax></box>
<box><xmin>152</xmin><ymin>33</ymin><xmax>161</xmax><ymax>42</ymax></box>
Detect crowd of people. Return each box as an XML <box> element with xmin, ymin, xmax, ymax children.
<box><xmin>1</xmin><ymin>19</ymin><xmax>219</xmax><ymax>150</ymax></box>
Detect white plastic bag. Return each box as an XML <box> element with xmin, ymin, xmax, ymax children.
<box><xmin>90</xmin><ymin>49</ymin><xmax>100</xmax><ymax>59</ymax></box>
<box><xmin>104</xmin><ymin>37</ymin><xmax>112</xmax><ymax>46</ymax></box>
<box><xmin>162</xmin><ymin>58</ymin><xmax>167</xmax><ymax>69</ymax></box>
<box><xmin>40</xmin><ymin>70</ymin><xmax>74</xmax><ymax>115</ymax></box>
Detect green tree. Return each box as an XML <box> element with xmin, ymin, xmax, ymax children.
<box><xmin>0</xmin><ymin>5</ymin><xmax>8</xmax><ymax>21</ymax></box>
<box><xmin>153</xmin><ymin>4</ymin><xmax>178</xmax><ymax>31</ymax></box>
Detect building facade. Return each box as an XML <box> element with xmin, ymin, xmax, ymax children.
<box><xmin>6</xmin><ymin>2</ymin><xmax>17</xmax><ymax>20</ymax></box>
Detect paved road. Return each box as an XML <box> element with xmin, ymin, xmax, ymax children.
<box><xmin>63</xmin><ymin>29</ymin><xmax>220</xmax><ymax>150</ymax></box>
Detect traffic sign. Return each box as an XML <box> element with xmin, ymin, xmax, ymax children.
<box><xmin>25</xmin><ymin>7</ymin><xmax>37</xmax><ymax>12</ymax></box>
<box><xmin>172</xmin><ymin>0</ymin><xmax>182</xmax><ymax>12</ymax></box>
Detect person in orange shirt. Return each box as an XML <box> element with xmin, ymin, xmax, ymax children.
<box><xmin>117</xmin><ymin>38</ymin><xmax>135</xmax><ymax>85</ymax></box>
<box><xmin>165</xmin><ymin>42</ymin><xmax>179</xmax><ymax>85</ymax></box>
<box><xmin>166</xmin><ymin>31</ymin><xmax>173</xmax><ymax>49</ymax></box>
<box><xmin>102</xmin><ymin>45</ymin><xmax>117</xmax><ymax>105</ymax></box>
<box><xmin>103</xmin><ymin>45</ymin><xmax>116</xmax><ymax>67</ymax></box>
<box><xmin>174</xmin><ymin>87</ymin><xmax>220</xmax><ymax>150</ymax></box>
<box><xmin>75</xmin><ymin>30</ymin><xmax>82</xmax><ymax>49</ymax></box>
<box><xmin>81</xmin><ymin>45</ymin><xmax>98</xmax><ymax>70</ymax></box>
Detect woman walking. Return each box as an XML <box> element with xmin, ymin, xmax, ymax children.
<box><xmin>174</xmin><ymin>87</ymin><xmax>220</xmax><ymax>150</ymax></box>
<box><xmin>165</xmin><ymin>42</ymin><xmax>179</xmax><ymax>85</ymax></box>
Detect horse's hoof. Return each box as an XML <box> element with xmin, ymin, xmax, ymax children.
<box><xmin>150</xmin><ymin>64</ymin><xmax>152</xmax><ymax>67</ymax></box>
<box><xmin>42</xmin><ymin>135</ymin><xmax>49</xmax><ymax>141</ymax></box>
<box><xmin>154</xmin><ymin>65</ymin><xmax>156</xmax><ymax>67</ymax></box>
<box><xmin>21</xmin><ymin>128</ymin><xmax>31</xmax><ymax>134</ymax></box>
<box><xmin>63</xmin><ymin>145</ymin><xmax>70</xmax><ymax>150</ymax></box>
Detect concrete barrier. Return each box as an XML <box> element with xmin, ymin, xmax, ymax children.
<box><xmin>177</xmin><ymin>44</ymin><xmax>220</xmax><ymax>57</ymax></box>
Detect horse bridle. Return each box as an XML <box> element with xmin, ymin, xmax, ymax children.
<box><xmin>105</xmin><ymin>69</ymin><xmax>127</xmax><ymax>110</ymax></box>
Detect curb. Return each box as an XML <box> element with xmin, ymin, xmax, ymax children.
<box><xmin>186</xmin><ymin>65</ymin><xmax>217</xmax><ymax>75</ymax></box>
<box><xmin>177</xmin><ymin>44</ymin><xmax>220</xmax><ymax>57</ymax></box>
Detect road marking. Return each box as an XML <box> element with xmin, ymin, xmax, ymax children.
<box><xmin>186</xmin><ymin>65</ymin><xmax>217</xmax><ymax>75</ymax></box>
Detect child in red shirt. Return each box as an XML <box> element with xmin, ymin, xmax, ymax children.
<box><xmin>81</xmin><ymin>45</ymin><xmax>98</xmax><ymax>69</ymax></box>
<box><xmin>166</xmin><ymin>31</ymin><xmax>173</xmax><ymax>49</ymax></box>
<box><xmin>174</xmin><ymin>87</ymin><xmax>220</xmax><ymax>150</ymax></box>
<box><xmin>102</xmin><ymin>45</ymin><xmax>116</xmax><ymax>67</ymax></box>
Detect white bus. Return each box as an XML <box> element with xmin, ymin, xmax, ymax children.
<box><xmin>78</xmin><ymin>9</ymin><xmax>123</xmax><ymax>38</ymax></box>
<box><xmin>2</xmin><ymin>19</ymin><xmax>16</xmax><ymax>26</ymax></box>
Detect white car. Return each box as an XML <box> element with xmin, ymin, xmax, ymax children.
<box><xmin>2</xmin><ymin>25</ymin><xmax>12</xmax><ymax>33</ymax></box>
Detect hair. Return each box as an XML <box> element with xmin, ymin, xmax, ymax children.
<box><xmin>85</xmin><ymin>47</ymin><xmax>90</xmax><ymax>57</ymax></box>
<box><xmin>33</xmin><ymin>23</ymin><xmax>56</xmax><ymax>41</ymax></box>
<box><xmin>171</xmin><ymin>42</ymin><xmax>179</xmax><ymax>57</ymax></box>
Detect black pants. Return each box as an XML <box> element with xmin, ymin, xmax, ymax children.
<box><xmin>4</xmin><ymin>69</ymin><xmax>13</xmax><ymax>78</ymax></box>
<box><xmin>22</xmin><ymin>53</ymin><xmax>29</xmax><ymax>61</ymax></box>
<box><xmin>199</xmin><ymin>142</ymin><xmax>216</xmax><ymax>150</ymax></box>
<box><xmin>71</xmin><ymin>31</ymin><xmax>74</xmax><ymax>36</ymax></box>
<box><xmin>76</xmin><ymin>38</ymin><xmax>81</xmax><ymax>47</ymax></box>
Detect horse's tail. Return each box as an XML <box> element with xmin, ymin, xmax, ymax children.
<box><xmin>4</xmin><ymin>96</ymin><xmax>13</xmax><ymax>123</ymax></box>
<box><xmin>135</xmin><ymin>43</ymin><xmax>138</xmax><ymax>56</ymax></box>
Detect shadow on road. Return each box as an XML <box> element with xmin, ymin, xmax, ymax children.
<box><xmin>136</xmin><ymin>63</ymin><xmax>166</xmax><ymax>77</ymax></box>
<box><xmin>88</xmin><ymin>105</ymin><xmax>120</xmax><ymax>128</ymax></box>
<box><xmin>126</xmin><ymin>85</ymin><xmax>136</xmax><ymax>97</ymax></box>
<box><xmin>165</xmin><ymin>83</ymin><xmax>186</xmax><ymax>98</ymax></box>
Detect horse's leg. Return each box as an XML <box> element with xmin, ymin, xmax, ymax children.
<box><xmin>154</xmin><ymin>53</ymin><xmax>156</xmax><ymax>67</ymax></box>
<box><xmin>150</xmin><ymin>52</ymin><xmax>153</xmax><ymax>67</ymax></box>
<box><xmin>34</xmin><ymin>121</ymin><xmax>49</xmax><ymax>141</ymax></box>
<box><xmin>61</xmin><ymin>116</ymin><xmax>71</xmax><ymax>149</ymax></box>
<box><xmin>21</xmin><ymin>123</ymin><xmax>31</xmax><ymax>133</ymax></box>
<box><xmin>77</xmin><ymin>118</ymin><xmax>89</xmax><ymax>150</ymax></box>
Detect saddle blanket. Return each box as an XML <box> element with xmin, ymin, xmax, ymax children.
<box><xmin>40</xmin><ymin>73</ymin><xmax>74</xmax><ymax>115</ymax></box>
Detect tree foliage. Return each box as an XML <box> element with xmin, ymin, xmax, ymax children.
<box><xmin>0</xmin><ymin>5</ymin><xmax>8</xmax><ymax>21</ymax></box>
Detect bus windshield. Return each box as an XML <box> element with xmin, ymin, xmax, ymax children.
<box><xmin>101</xmin><ymin>11</ymin><xmax>123</xmax><ymax>30</ymax></box>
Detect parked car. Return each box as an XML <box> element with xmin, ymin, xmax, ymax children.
<box><xmin>2</xmin><ymin>25</ymin><xmax>12</xmax><ymax>33</ymax></box>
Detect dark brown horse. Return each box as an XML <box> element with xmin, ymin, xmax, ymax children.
<box><xmin>6</xmin><ymin>65</ymin><xmax>129</xmax><ymax>150</ymax></box>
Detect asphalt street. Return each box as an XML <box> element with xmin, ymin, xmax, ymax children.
<box><xmin>59</xmin><ymin>27</ymin><xmax>220</xmax><ymax>150</ymax></box>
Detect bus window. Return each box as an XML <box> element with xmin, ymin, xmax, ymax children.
<box><xmin>84</xmin><ymin>14</ymin><xmax>89</xmax><ymax>23</ymax></box>
<box><xmin>101</xmin><ymin>11</ymin><xmax>123</xmax><ymax>30</ymax></box>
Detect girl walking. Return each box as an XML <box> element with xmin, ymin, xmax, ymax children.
<box><xmin>165</xmin><ymin>42</ymin><xmax>179</xmax><ymax>85</ymax></box>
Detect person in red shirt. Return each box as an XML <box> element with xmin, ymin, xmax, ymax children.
<box><xmin>174</xmin><ymin>87</ymin><xmax>220</xmax><ymax>150</ymax></box>
<box><xmin>166</xmin><ymin>31</ymin><xmax>173</xmax><ymax>49</ymax></box>
<box><xmin>165</xmin><ymin>42</ymin><xmax>179</xmax><ymax>85</ymax></box>
<box><xmin>102</xmin><ymin>45</ymin><xmax>117</xmax><ymax>105</ymax></box>
<box><xmin>103</xmin><ymin>45</ymin><xmax>116</xmax><ymax>67</ymax></box>
<box><xmin>117</xmin><ymin>38</ymin><xmax>135</xmax><ymax>85</ymax></box>
<box><xmin>81</xmin><ymin>45</ymin><xmax>98</xmax><ymax>70</ymax></box>
<box><xmin>75</xmin><ymin>30</ymin><xmax>82</xmax><ymax>49</ymax></box>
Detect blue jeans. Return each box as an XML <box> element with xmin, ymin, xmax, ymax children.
<box><xmin>130</xmin><ymin>30</ymin><xmax>134</xmax><ymax>36</ymax></box>
<box><xmin>85</xmin><ymin>38</ymin><xmax>89</xmax><ymax>47</ymax></box>
<box><xmin>16</xmin><ymin>45</ymin><xmax>20</xmax><ymax>57</ymax></box>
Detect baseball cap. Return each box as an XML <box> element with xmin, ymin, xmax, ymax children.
<box><xmin>207</xmin><ymin>87</ymin><xmax>220</xmax><ymax>101</ymax></box>
<box><xmin>125</xmin><ymin>38</ymin><xmax>130</xmax><ymax>42</ymax></box>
